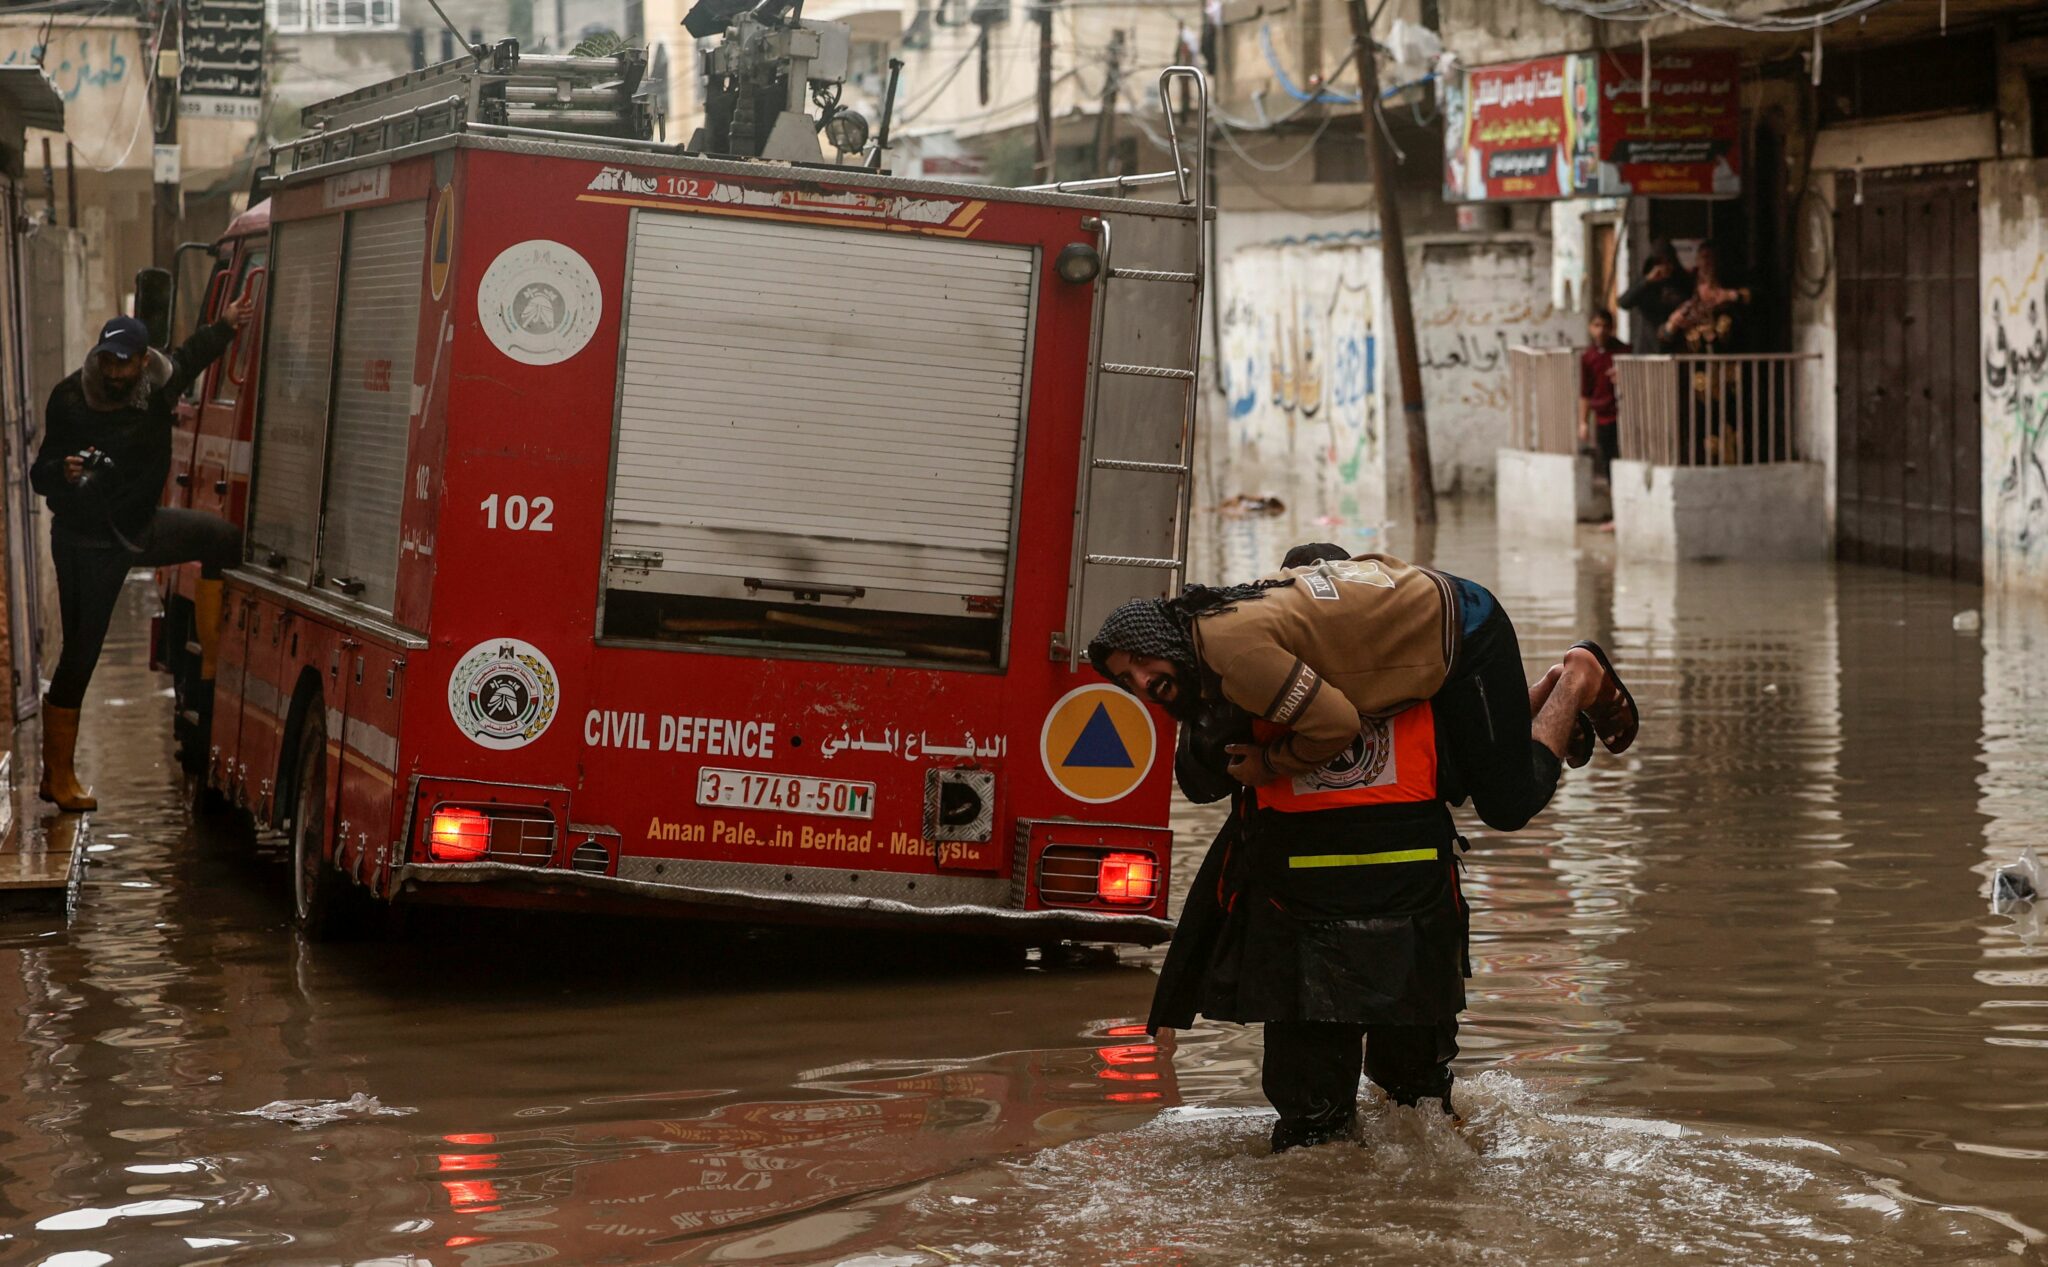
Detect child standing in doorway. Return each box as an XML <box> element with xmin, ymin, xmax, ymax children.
<box><xmin>1579</xmin><ymin>308</ymin><xmax>1625</xmax><ymax>529</ymax></box>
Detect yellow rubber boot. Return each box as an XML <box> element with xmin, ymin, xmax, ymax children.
<box><xmin>39</xmin><ymin>704</ymin><xmax>97</xmax><ymax>812</ymax></box>
<box><xmin>194</xmin><ymin>578</ymin><xmax>224</xmax><ymax>681</ymax></box>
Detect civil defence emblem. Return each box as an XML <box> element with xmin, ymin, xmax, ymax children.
<box><xmin>476</xmin><ymin>239</ymin><xmax>602</xmax><ymax>366</ymax></box>
<box><xmin>448</xmin><ymin>638</ymin><xmax>560</xmax><ymax>750</ymax></box>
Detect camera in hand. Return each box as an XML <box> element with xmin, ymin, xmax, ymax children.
<box><xmin>74</xmin><ymin>447</ymin><xmax>115</xmax><ymax>493</ymax></box>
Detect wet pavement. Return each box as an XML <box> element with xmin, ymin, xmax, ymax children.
<box><xmin>3</xmin><ymin>506</ymin><xmax>2047</xmax><ymax>1265</ymax></box>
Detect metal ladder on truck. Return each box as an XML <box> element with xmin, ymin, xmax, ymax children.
<box><xmin>1038</xmin><ymin>67</ymin><xmax>1210</xmax><ymax>669</ymax></box>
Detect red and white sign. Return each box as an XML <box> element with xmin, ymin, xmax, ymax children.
<box><xmin>1445</xmin><ymin>56</ymin><xmax>1575</xmax><ymax>202</ymax></box>
<box><xmin>322</xmin><ymin>165</ymin><xmax>391</xmax><ymax>209</ymax></box>
<box><xmin>1596</xmin><ymin>49</ymin><xmax>1742</xmax><ymax>198</ymax></box>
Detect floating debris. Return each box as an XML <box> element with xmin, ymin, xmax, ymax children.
<box><xmin>1992</xmin><ymin>846</ymin><xmax>2041</xmax><ymax>915</ymax></box>
<box><xmin>234</xmin><ymin>1093</ymin><xmax>417</xmax><ymax>1129</ymax></box>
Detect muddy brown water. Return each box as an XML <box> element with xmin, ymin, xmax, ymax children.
<box><xmin>3</xmin><ymin>505</ymin><xmax>2046</xmax><ymax>1266</ymax></box>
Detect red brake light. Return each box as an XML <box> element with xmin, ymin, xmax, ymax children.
<box><xmin>1098</xmin><ymin>852</ymin><xmax>1157</xmax><ymax>905</ymax></box>
<box><xmin>429</xmin><ymin>808</ymin><xmax>489</xmax><ymax>862</ymax></box>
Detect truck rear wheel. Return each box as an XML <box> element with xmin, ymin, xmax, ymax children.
<box><xmin>289</xmin><ymin>708</ymin><xmax>371</xmax><ymax>941</ymax></box>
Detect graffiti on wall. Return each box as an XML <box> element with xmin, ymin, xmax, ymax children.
<box><xmin>1416</xmin><ymin>240</ymin><xmax>1582</xmax><ymax>491</ymax></box>
<box><xmin>1216</xmin><ymin>237</ymin><xmax>1383</xmax><ymax>513</ymax></box>
<box><xmin>0</xmin><ymin>26</ymin><xmax>148</xmax><ymax>170</ymax></box>
<box><xmin>1984</xmin><ymin>248</ymin><xmax>2048</xmax><ymax>567</ymax></box>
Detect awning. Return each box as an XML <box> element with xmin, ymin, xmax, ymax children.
<box><xmin>0</xmin><ymin>66</ymin><xmax>64</xmax><ymax>132</ymax></box>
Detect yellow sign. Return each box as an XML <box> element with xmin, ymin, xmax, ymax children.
<box><xmin>1039</xmin><ymin>684</ymin><xmax>1156</xmax><ymax>804</ymax></box>
<box><xmin>429</xmin><ymin>185</ymin><xmax>453</xmax><ymax>301</ymax></box>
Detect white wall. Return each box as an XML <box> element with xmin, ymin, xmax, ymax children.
<box><xmin>1411</xmin><ymin>232</ymin><xmax>1582</xmax><ymax>496</ymax></box>
<box><xmin>1980</xmin><ymin>158</ymin><xmax>2048</xmax><ymax>593</ymax></box>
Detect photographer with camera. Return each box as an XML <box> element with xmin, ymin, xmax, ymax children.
<box><xmin>29</xmin><ymin>301</ymin><xmax>252</xmax><ymax>811</ymax></box>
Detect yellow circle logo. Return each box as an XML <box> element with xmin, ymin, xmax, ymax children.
<box><xmin>429</xmin><ymin>186</ymin><xmax>454</xmax><ymax>301</ymax></box>
<box><xmin>1040</xmin><ymin>684</ymin><xmax>1157</xmax><ymax>804</ymax></box>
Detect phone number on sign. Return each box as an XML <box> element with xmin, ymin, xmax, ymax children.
<box><xmin>695</xmin><ymin>768</ymin><xmax>876</xmax><ymax>820</ymax></box>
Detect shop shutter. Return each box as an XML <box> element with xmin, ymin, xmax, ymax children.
<box><xmin>249</xmin><ymin>215</ymin><xmax>344</xmax><ymax>580</ymax></box>
<box><xmin>606</xmin><ymin>212</ymin><xmax>1035</xmax><ymax>618</ymax></box>
<box><xmin>319</xmin><ymin>201</ymin><xmax>424</xmax><ymax>611</ymax></box>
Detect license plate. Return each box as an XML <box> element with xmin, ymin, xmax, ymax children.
<box><xmin>695</xmin><ymin>768</ymin><xmax>876</xmax><ymax>820</ymax></box>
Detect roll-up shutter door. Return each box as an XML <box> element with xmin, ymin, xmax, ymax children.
<box><xmin>320</xmin><ymin>202</ymin><xmax>424</xmax><ymax>612</ymax></box>
<box><xmin>250</xmin><ymin>216</ymin><xmax>344</xmax><ymax>580</ymax></box>
<box><xmin>606</xmin><ymin>213</ymin><xmax>1036</xmax><ymax>618</ymax></box>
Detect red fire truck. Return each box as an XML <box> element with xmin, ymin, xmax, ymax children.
<box><xmin>157</xmin><ymin>35</ymin><xmax>1208</xmax><ymax>943</ymax></box>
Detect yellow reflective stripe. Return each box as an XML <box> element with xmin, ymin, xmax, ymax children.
<box><xmin>1286</xmin><ymin>848</ymin><xmax>1439</xmax><ymax>870</ymax></box>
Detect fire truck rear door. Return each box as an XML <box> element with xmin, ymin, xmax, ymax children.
<box><xmin>603</xmin><ymin>212</ymin><xmax>1035</xmax><ymax>631</ymax></box>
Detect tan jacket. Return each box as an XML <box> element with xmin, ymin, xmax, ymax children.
<box><xmin>1190</xmin><ymin>555</ymin><xmax>1457</xmax><ymax>778</ymax></box>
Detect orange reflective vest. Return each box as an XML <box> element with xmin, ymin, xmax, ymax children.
<box><xmin>1251</xmin><ymin>702</ymin><xmax>1439</xmax><ymax>814</ymax></box>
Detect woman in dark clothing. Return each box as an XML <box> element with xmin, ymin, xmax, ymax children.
<box><xmin>1617</xmin><ymin>237</ymin><xmax>1692</xmax><ymax>354</ymax></box>
<box><xmin>1661</xmin><ymin>241</ymin><xmax>1752</xmax><ymax>464</ymax></box>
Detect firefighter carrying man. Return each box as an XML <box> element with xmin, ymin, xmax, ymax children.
<box><xmin>1091</xmin><ymin>547</ymin><xmax>1637</xmax><ymax>1149</ymax></box>
<box><xmin>30</xmin><ymin>300</ymin><xmax>253</xmax><ymax>811</ymax></box>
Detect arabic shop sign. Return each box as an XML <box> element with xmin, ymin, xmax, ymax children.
<box><xmin>1443</xmin><ymin>55</ymin><xmax>1591</xmax><ymax>202</ymax></box>
<box><xmin>179</xmin><ymin>0</ymin><xmax>263</xmax><ymax>121</ymax></box>
<box><xmin>1443</xmin><ymin>48</ymin><xmax>1740</xmax><ymax>202</ymax></box>
<box><xmin>1595</xmin><ymin>49</ymin><xmax>1741</xmax><ymax>197</ymax></box>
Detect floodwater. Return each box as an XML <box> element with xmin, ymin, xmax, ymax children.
<box><xmin>4</xmin><ymin>503</ymin><xmax>2047</xmax><ymax>1266</ymax></box>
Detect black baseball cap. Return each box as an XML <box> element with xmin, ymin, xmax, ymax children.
<box><xmin>92</xmin><ymin>316</ymin><xmax>149</xmax><ymax>362</ymax></box>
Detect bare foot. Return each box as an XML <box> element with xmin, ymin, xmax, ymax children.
<box><xmin>1529</xmin><ymin>663</ymin><xmax>1563</xmax><ymax>713</ymax></box>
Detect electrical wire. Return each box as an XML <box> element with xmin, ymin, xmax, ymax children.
<box><xmin>895</xmin><ymin>27</ymin><xmax>988</xmax><ymax>124</ymax></box>
<box><xmin>1213</xmin><ymin>110</ymin><xmax>1332</xmax><ymax>172</ymax></box>
<box><xmin>1538</xmin><ymin>0</ymin><xmax>1900</xmax><ymax>28</ymax></box>
<box><xmin>1647</xmin><ymin>0</ymin><xmax>1897</xmax><ymax>30</ymax></box>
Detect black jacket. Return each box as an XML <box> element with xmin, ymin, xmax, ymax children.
<box><xmin>1150</xmin><ymin>703</ymin><xmax>1468</xmax><ymax>1033</ymax></box>
<box><xmin>31</xmin><ymin>321</ymin><xmax>236</xmax><ymax>542</ymax></box>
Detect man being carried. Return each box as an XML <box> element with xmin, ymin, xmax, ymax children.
<box><xmin>1148</xmin><ymin>545</ymin><xmax>1594</xmax><ymax>1149</ymax></box>
<box><xmin>1088</xmin><ymin>552</ymin><xmax>1635</xmax><ymax>834</ymax></box>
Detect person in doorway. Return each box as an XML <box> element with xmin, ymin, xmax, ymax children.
<box><xmin>30</xmin><ymin>303</ymin><xmax>252</xmax><ymax>811</ymax></box>
<box><xmin>1580</xmin><ymin>307</ymin><xmax>1626</xmax><ymax>528</ymax></box>
<box><xmin>1617</xmin><ymin>237</ymin><xmax>1691</xmax><ymax>354</ymax></box>
<box><xmin>1661</xmin><ymin>241</ymin><xmax>1752</xmax><ymax>464</ymax></box>
<box><xmin>1149</xmin><ymin>543</ymin><xmax>1595</xmax><ymax>1150</ymax></box>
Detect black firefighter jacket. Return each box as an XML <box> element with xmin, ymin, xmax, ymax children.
<box><xmin>1148</xmin><ymin>700</ymin><xmax>1470</xmax><ymax>1033</ymax></box>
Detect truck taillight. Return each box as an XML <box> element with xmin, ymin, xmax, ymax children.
<box><xmin>1098</xmin><ymin>852</ymin><xmax>1157</xmax><ymax>905</ymax></box>
<box><xmin>428</xmin><ymin>808</ymin><xmax>489</xmax><ymax>862</ymax></box>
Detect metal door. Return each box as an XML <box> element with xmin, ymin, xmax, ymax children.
<box><xmin>1834</xmin><ymin>164</ymin><xmax>1981</xmax><ymax>581</ymax></box>
<box><xmin>606</xmin><ymin>211</ymin><xmax>1036</xmax><ymax>621</ymax></box>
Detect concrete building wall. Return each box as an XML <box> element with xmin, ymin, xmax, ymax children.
<box><xmin>1412</xmin><ymin>231</ymin><xmax>1581</xmax><ymax>495</ymax></box>
<box><xmin>1980</xmin><ymin>158</ymin><xmax>2048</xmax><ymax>594</ymax></box>
<box><xmin>1210</xmin><ymin>232</ymin><xmax>1392</xmax><ymax>528</ymax></box>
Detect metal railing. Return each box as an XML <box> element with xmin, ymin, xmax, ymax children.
<box><xmin>1614</xmin><ymin>353</ymin><xmax>1818</xmax><ymax>468</ymax></box>
<box><xmin>1507</xmin><ymin>346</ymin><xmax>1580</xmax><ymax>455</ymax></box>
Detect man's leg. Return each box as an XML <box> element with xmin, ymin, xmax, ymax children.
<box><xmin>1263</xmin><ymin>1021</ymin><xmax>1366</xmax><ymax>1151</ymax></box>
<box><xmin>1364</xmin><ymin>1019</ymin><xmax>1460</xmax><ymax>1118</ymax></box>
<box><xmin>43</xmin><ymin>534</ymin><xmax>133</xmax><ymax>810</ymax></box>
<box><xmin>47</xmin><ymin>534</ymin><xmax>133</xmax><ymax>711</ymax></box>
<box><xmin>135</xmin><ymin>510</ymin><xmax>242</xmax><ymax>680</ymax></box>
<box><xmin>1437</xmin><ymin>593</ymin><xmax>1618</xmax><ymax>832</ymax></box>
<box><xmin>133</xmin><ymin>509</ymin><xmax>241</xmax><ymax>575</ymax></box>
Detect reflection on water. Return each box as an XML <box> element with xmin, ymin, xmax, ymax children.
<box><xmin>3</xmin><ymin>520</ymin><xmax>2048</xmax><ymax>1263</ymax></box>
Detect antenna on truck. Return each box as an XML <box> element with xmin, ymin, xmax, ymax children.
<box><xmin>422</xmin><ymin>0</ymin><xmax>488</xmax><ymax>62</ymax></box>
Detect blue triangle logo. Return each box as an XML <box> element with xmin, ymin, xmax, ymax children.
<box><xmin>1062</xmin><ymin>702</ymin><xmax>1134</xmax><ymax>769</ymax></box>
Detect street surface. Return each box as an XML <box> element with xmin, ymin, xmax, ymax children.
<box><xmin>2</xmin><ymin>503</ymin><xmax>2045</xmax><ymax>1265</ymax></box>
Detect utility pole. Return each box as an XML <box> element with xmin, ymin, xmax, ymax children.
<box><xmin>1033</xmin><ymin>0</ymin><xmax>1055</xmax><ymax>183</ymax></box>
<box><xmin>1093</xmin><ymin>28</ymin><xmax>1123</xmax><ymax>178</ymax></box>
<box><xmin>152</xmin><ymin>0</ymin><xmax>182</xmax><ymax>272</ymax></box>
<box><xmin>1345</xmin><ymin>0</ymin><xmax>1436</xmax><ymax>527</ymax></box>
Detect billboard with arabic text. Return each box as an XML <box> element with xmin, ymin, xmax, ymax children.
<box><xmin>1443</xmin><ymin>49</ymin><xmax>1739</xmax><ymax>202</ymax></box>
